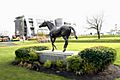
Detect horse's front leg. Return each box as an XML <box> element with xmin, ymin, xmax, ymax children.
<box><xmin>63</xmin><ymin>36</ymin><xmax>68</xmax><ymax>52</ymax></box>
<box><xmin>50</xmin><ymin>37</ymin><xmax>57</xmax><ymax>51</ymax></box>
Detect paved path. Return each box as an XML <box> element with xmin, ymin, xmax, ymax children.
<box><xmin>0</xmin><ymin>42</ymin><xmax>17</xmax><ymax>47</ymax></box>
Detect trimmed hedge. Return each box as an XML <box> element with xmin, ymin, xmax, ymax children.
<box><xmin>67</xmin><ymin>46</ymin><xmax>116</xmax><ymax>74</ymax></box>
<box><xmin>78</xmin><ymin>46</ymin><xmax>116</xmax><ymax>74</ymax></box>
<box><xmin>15</xmin><ymin>46</ymin><xmax>49</xmax><ymax>63</ymax></box>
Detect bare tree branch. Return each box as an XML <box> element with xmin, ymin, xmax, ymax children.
<box><xmin>88</xmin><ymin>27</ymin><xmax>97</xmax><ymax>29</ymax></box>
<box><xmin>86</xmin><ymin>14</ymin><xmax>104</xmax><ymax>39</ymax></box>
<box><xmin>87</xmin><ymin>18</ymin><xmax>97</xmax><ymax>27</ymax></box>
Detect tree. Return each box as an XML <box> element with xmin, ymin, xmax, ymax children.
<box><xmin>87</xmin><ymin>15</ymin><xmax>103</xmax><ymax>39</ymax></box>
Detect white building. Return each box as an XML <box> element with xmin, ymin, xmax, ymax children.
<box><xmin>14</xmin><ymin>15</ymin><xmax>49</xmax><ymax>38</ymax></box>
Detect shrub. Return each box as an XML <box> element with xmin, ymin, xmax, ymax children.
<box><xmin>27</xmin><ymin>46</ymin><xmax>49</xmax><ymax>51</ymax></box>
<box><xmin>56</xmin><ymin>60</ymin><xmax>65</xmax><ymax>70</ymax></box>
<box><xmin>28</xmin><ymin>38</ymin><xmax>37</xmax><ymax>41</ymax></box>
<box><xmin>29</xmin><ymin>49</ymin><xmax>39</xmax><ymax>63</ymax></box>
<box><xmin>15</xmin><ymin>48</ymin><xmax>30</xmax><ymax>61</ymax></box>
<box><xmin>56</xmin><ymin>60</ymin><xmax>64</xmax><ymax>68</ymax></box>
<box><xmin>78</xmin><ymin>46</ymin><xmax>116</xmax><ymax>73</ymax></box>
<box><xmin>67</xmin><ymin>55</ymin><xmax>83</xmax><ymax>72</ymax></box>
<box><xmin>15</xmin><ymin>46</ymin><xmax>49</xmax><ymax>62</ymax></box>
<box><xmin>37</xmin><ymin>32</ymin><xmax>46</xmax><ymax>36</ymax></box>
<box><xmin>43</xmin><ymin>60</ymin><xmax>52</xmax><ymax>68</ymax></box>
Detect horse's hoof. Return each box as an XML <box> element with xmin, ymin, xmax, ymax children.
<box><xmin>63</xmin><ymin>49</ymin><xmax>66</xmax><ymax>52</ymax></box>
<box><xmin>75</xmin><ymin>36</ymin><xmax>78</xmax><ymax>39</ymax></box>
<box><xmin>63</xmin><ymin>50</ymin><xmax>65</xmax><ymax>52</ymax></box>
<box><xmin>52</xmin><ymin>49</ymin><xmax>54</xmax><ymax>51</ymax></box>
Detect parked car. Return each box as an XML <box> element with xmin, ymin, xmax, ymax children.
<box><xmin>0</xmin><ymin>36</ymin><xmax>10</xmax><ymax>42</ymax></box>
<box><xmin>11</xmin><ymin>35</ymin><xmax>20</xmax><ymax>41</ymax></box>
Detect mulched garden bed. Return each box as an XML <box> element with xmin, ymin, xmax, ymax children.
<box><xmin>12</xmin><ymin>61</ymin><xmax>120</xmax><ymax>80</ymax></box>
<box><xmin>34</xmin><ymin>64</ymin><xmax>120</xmax><ymax>80</ymax></box>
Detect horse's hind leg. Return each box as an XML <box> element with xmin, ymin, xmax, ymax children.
<box><xmin>50</xmin><ymin>37</ymin><xmax>57</xmax><ymax>51</ymax></box>
<box><xmin>63</xmin><ymin>36</ymin><xmax>68</xmax><ymax>52</ymax></box>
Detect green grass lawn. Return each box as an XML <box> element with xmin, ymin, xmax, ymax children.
<box><xmin>56</xmin><ymin>37</ymin><xmax>120</xmax><ymax>43</ymax></box>
<box><xmin>0</xmin><ymin>45</ymin><xmax>70</xmax><ymax>80</ymax></box>
<box><xmin>116</xmin><ymin>78</ymin><xmax>120</xmax><ymax>80</ymax></box>
<box><xmin>1</xmin><ymin>41</ymin><xmax>120</xmax><ymax>80</ymax></box>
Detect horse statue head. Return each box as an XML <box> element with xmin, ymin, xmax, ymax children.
<box><xmin>39</xmin><ymin>21</ymin><xmax>55</xmax><ymax>30</ymax></box>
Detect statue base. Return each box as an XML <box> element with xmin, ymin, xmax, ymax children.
<box><xmin>36</xmin><ymin>50</ymin><xmax>75</xmax><ymax>63</ymax></box>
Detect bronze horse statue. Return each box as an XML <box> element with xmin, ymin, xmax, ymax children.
<box><xmin>39</xmin><ymin>21</ymin><xmax>78</xmax><ymax>52</ymax></box>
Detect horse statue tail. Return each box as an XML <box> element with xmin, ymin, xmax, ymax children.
<box><xmin>69</xmin><ymin>26</ymin><xmax>78</xmax><ymax>39</ymax></box>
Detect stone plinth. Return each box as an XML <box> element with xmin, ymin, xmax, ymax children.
<box><xmin>36</xmin><ymin>50</ymin><xmax>74</xmax><ymax>63</ymax></box>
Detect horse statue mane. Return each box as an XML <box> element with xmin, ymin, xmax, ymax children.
<box><xmin>39</xmin><ymin>21</ymin><xmax>78</xmax><ymax>52</ymax></box>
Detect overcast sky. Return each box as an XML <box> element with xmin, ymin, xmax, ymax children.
<box><xmin>0</xmin><ymin>0</ymin><xmax>120</xmax><ymax>35</ymax></box>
